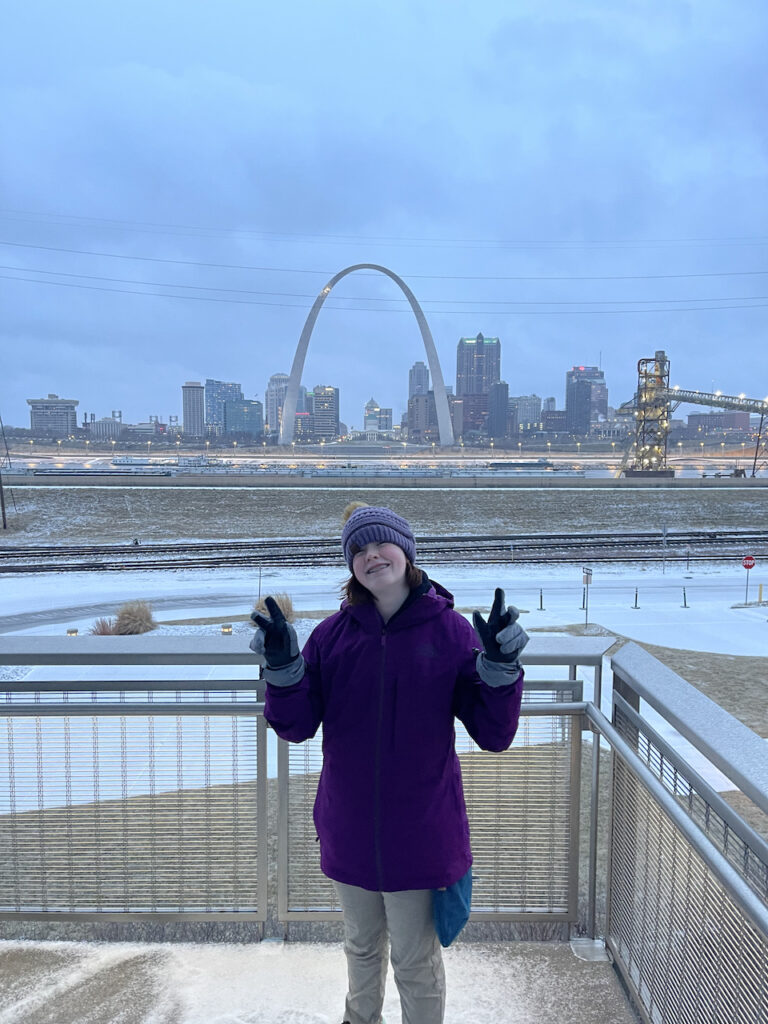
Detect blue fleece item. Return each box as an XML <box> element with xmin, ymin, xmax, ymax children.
<box><xmin>432</xmin><ymin>868</ymin><xmax>473</xmax><ymax>947</ymax></box>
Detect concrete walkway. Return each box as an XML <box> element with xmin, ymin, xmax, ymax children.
<box><xmin>0</xmin><ymin>938</ymin><xmax>638</xmax><ymax>1024</ymax></box>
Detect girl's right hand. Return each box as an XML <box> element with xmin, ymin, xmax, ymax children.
<box><xmin>251</xmin><ymin>596</ymin><xmax>299</xmax><ymax>668</ymax></box>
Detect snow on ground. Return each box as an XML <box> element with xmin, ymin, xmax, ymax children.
<box><xmin>1</xmin><ymin>559</ymin><xmax>765</xmax><ymax>655</ymax></box>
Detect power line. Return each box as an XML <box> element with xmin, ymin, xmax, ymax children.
<box><xmin>2</xmin><ymin>208</ymin><xmax>767</xmax><ymax>249</ymax></box>
<box><xmin>1</xmin><ymin>238</ymin><xmax>767</xmax><ymax>281</ymax></box>
<box><xmin>3</xmin><ymin>273</ymin><xmax>767</xmax><ymax>315</ymax></box>
<box><xmin>2</xmin><ymin>263</ymin><xmax>767</xmax><ymax>306</ymax></box>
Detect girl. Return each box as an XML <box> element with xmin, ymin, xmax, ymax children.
<box><xmin>251</xmin><ymin>503</ymin><xmax>528</xmax><ymax>1024</ymax></box>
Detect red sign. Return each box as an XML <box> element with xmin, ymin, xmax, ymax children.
<box><xmin>743</xmin><ymin>556</ymin><xmax>756</xmax><ymax>570</ymax></box>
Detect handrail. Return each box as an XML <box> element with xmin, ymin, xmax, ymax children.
<box><xmin>586</xmin><ymin>703</ymin><xmax>768</xmax><ymax>939</ymax></box>
<box><xmin>612</xmin><ymin>642</ymin><xmax>768</xmax><ymax>818</ymax></box>
<box><xmin>0</xmin><ymin>634</ymin><xmax>615</xmax><ymax>667</ymax></box>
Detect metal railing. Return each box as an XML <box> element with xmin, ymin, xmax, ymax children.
<box><xmin>0</xmin><ymin>634</ymin><xmax>609</xmax><ymax>931</ymax></box>
<box><xmin>604</xmin><ymin>643</ymin><xmax>768</xmax><ymax>1024</ymax></box>
<box><xmin>2</xmin><ymin>633</ymin><xmax>768</xmax><ymax>1021</ymax></box>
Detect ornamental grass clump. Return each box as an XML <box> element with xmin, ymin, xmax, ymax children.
<box><xmin>89</xmin><ymin>617</ymin><xmax>116</xmax><ymax>635</ymax></box>
<box><xmin>114</xmin><ymin>600</ymin><xmax>157</xmax><ymax>635</ymax></box>
<box><xmin>252</xmin><ymin>592</ymin><xmax>295</xmax><ymax>623</ymax></box>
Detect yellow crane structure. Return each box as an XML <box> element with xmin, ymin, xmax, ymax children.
<box><xmin>619</xmin><ymin>350</ymin><xmax>768</xmax><ymax>477</ymax></box>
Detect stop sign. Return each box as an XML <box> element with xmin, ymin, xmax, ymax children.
<box><xmin>743</xmin><ymin>555</ymin><xmax>756</xmax><ymax>570</ymax></box>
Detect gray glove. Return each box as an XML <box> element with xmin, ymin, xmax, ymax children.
<box><xmin>473</xmin><ymin>587</ymin><xmax>528</xmax><ymax>687</ymax></box>
<box><xmin>472</xmin><ymin>588</ymin><xmax>528</xmax><ymax>663</ymax></box>
<box><xmin>250</xmin><ymin>596</ymin><xmax>305</xmax><ymax>687</ymax></box>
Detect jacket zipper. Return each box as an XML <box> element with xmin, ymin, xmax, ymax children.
<box><xmin>374</xmin><ymin>629</ymin><xmax>387</xmax><ymax>890</ymax></box>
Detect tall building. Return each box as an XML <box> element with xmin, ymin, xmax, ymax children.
<box><xmin>265</xmin><ymin>373</ymin><xmax>290</xmax><ymax>435</ymax></box>
<box><xmin>487</xmin><ymin>381</ymin><xmax>510</xmax><ymax>439</ymax></box>
<box><xmin>407</xmin><ymin>392</ymin><xmax>438</xmax><ymax>444</ymax></box>
<box><xmin>27</xmin><ymin>394</ymin><xmax>79</xmax><ymax>437</ymax></box>
<box><xmin>363</xmin><ymin>398</ymin><xmax>393</xmax><ymax>433</ymax></box>
<box><xmin>205</xmin><ymin>379</ymin><xmax>243</xmax><ymax>436</ymax></box>
<box><xmin>565</xmin><ymin>366</ymin><xmax>606</xmax><ymax>435</ymax></box>
<box><xmin>455</xmin><ymin>333</ymin><xmax>501</xmax><ymax>433</ymax></box>
<box><xmin>181</xmin><ymin>382</ymin><xmax>205</xmax><ymax>438</ymax></box>
<box><xmin>456</xmin><ymin>333</ymin><xmax>501</xmax><ymax>397</ymax></box>
<box><xmin>311</xmin><ymin>385</ymin><xmax>340</xmax><ymax>441</ymax></box>
<box><xmin>364</xmin><ymin>398</ymin><xmax>381</xmax><ymax>432</ymax></box>
<box><xmin>543</xmin><ymin>396</ymin><xmax>557</xmax><ymax>413</ymax></box>
<box><xmin>223</xmin><ymin>399</ymin><xmax>264</xmax><ymax>438</ymax></box>
<box><xmin>409</xmin><ymin>361</ymin><xmax>430</xmax><ymax>398</ymax></box>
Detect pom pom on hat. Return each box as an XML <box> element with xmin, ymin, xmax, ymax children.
<box><xmin>341</xmin><ymin>504</ymin><xmax>417</xmax><ymax>569</ymax></box>
<box><xmin>341</xmin><ymin>501</ymin><xmax>369</xmax><ymax>525</ymax></box>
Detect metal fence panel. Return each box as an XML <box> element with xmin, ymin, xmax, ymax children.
<box><xmin>278</xmin><ymin>682</ymin><xmax>582</xmax><ymax>920</ymax></box>
<box><xmin>607</xmin><ymin>728</ymin><xmax>768</xmax><ymax>1023</ymax></box>
<box><xmin>0</xmin><ymin>709</ymin><xmax>267</xmax><ymax>919</ymax></box>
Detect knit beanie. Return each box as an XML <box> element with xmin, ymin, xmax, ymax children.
<box><xmin>341</xmin><ymin>503</ymin><xmax>417</xmax><ymax>569</ymax></box>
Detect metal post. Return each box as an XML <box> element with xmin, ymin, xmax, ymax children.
<box><xmin>581</xmin><ymin>587</ymin><xmax>586</xmax><ymax>611</ymax></box>
<box><xmin>745</xmin><ymin>568</ymin><xmax>751</xmax><ymax>605</ymax></box>
<box><xmin>682</xmin><ymin>587</ymin><xmax>688</xmax><ymax>609</ymax></box>
<box><xmin>752</xmin><ymin>413</ymin><xmax>764</xmax><ymax>478</ymax></box>
<box><xmin>0</xmin><ymin>468</ymin><xmax>6</xmax><ymax>530</ymax></box>
<box><xmin>539</xmin><ymin>588</ymin><xmax>544</xmax><ymax>610</ymax></box>
<box><xmin>633</xmin><ymin>588</ymin><xmax>639</xmax><ymax>609</ymax></box>
<box><xmin>587</xmin><ymin>659</ymin><xmax>603</xmax><ymax>939</ymax></box>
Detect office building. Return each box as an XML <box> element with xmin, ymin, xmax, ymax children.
<box><xmin>456</xmin><ymin>333</ymin><xmax>501</xmax><ymax>397</ymax></box>
<box><xmin>265</xmin><ymin>373</ymin><xmax>290</xmax><ymax>435</ymax></box>
<box><xmin>364</xmin><ymin>398</ymin><xmax>393</xmax><ymax>433</ymax></box>
<box><xmin>487</xmin><ymin>381</ymin><xmax>510</xmax><ymax>439</ymax></box>
<box><xmin>311</xmin><ymin>385</ymin><xmax>340</xmax><ymax>441</ymax></box>
<box><xmin>407</xmin><ymin>392</ymin><xmax>438</xmax><ymax>444</ymax></box>
<box><xmin>565</xmin><ymin>366</ymin><xmax>607</xmax><ymax>435</ymax></box>
<box><xmin>509</xmin><ymin>394</ymin><xmax>542</xmax><ymax>432</ymax></box>
<box><xmin>182</xmin><ymin>382</ymin><xmax>205</xmax><ymax>438</ymax></box>
<box><xmin>455</xmin><ymin>333</ymin><xmax>502</xmax><ymax>433</ymax></box>
<box><xmin>205</xmin><ymin>379</ymin><xmax>243</xmax><ymax>436</ymax></box>
<box><xmin>223</xmin><ymin>399</ymin><xmax>264</xmax><ymax>438</ymax></box>
<box><xmin>409</xmin><ymin>361</ymin><xmax>430</xmax><ymax>398</ymax></box>
<box><xmin>27</xmin><ymin>394</ymin><xmax>79</xmax><ymax>437</ymax></box>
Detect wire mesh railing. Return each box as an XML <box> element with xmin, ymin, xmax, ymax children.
<box><xmin>278</xmin><ymin>682</ymin><xmax>583</xmax><ymax>921</ymax></box>
<box><xmin>606</xmin><ymin>643</ymin><xmax>768</xmax><ymax>1024</ymax></box>
<box><xmin>0</xmin><ymin>663</ymin><xmax>269</xmax><ymax>920</ymax></box>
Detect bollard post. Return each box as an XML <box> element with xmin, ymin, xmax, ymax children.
<box><xmin>539</xmin><ymin>588</ymin><xmax>544</xmax><ymax>610</ymax></box>
<box><xmin>682</xmin><ymin>587</ymin><xmax>688</xmax><ymax>609</ymax></box>
<box><xmin>633</xmin><ymin>587</ymin><xmax>639</xmax><ymax>609</ymax></box>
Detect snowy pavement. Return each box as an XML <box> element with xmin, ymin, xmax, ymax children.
<box><xmin>1</xmin><ymin>559</ymin><xmax>766</xmax><ymax>656</ymax></box>
<box><xmin>0</xmin><ymin>937</ymin><xmax>638</xmax><ymax>1024</ymax></box>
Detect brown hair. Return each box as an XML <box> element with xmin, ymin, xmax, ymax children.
<box><xmin>342</xmin><ymin>560</ymin><xmax>424</xmax><ymax>605</ymax></box>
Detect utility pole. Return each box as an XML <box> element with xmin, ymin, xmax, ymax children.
<box><xmin>0</xmin><ymin>468</ymin><xmax>7</xmax><ymax>530</ymax></box>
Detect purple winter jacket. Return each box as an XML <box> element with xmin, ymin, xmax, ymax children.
<box><xmin>264</xmin><ymin>579</ymin><xmax>524</xmax><ymax>892</ymax></box>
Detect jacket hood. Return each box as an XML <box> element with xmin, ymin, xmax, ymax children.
<box><xmin>343</xmin><ymin>574</ymin><xmax>455</xmax><ymax>632</ymax></box>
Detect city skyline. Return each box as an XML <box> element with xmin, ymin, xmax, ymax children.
<box><xmin>2</xmin><ymin>2</ymin><xmax>766</xmax><ymax>431</ymax></box>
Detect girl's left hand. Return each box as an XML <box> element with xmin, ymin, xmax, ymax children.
<box><xmin>473</xmin><ymin>588</ymin><xmax>528</xmax><ymax>663</ymax></box>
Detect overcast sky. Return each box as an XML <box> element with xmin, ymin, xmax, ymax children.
<box><xmin>1</xmin><ymin>0</ymin><xmax>767</xmax><ymax>432</ymax></box>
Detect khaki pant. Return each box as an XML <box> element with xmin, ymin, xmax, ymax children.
<box><xmin>334</xmin><ymin>881</ymin><xmax>446</xmax><ymax>1024</ymax></box>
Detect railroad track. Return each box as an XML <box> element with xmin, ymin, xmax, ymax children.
<box><xmin>1</xmin><ymin>530</ymin><xmax>766</xmax><ymax>573</ymax></box>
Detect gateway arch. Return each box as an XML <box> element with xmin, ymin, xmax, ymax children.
<box><xmin>279</xmin><ymin>264</ymin><xmax>454</xmax><ymax>446</ymax></box>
